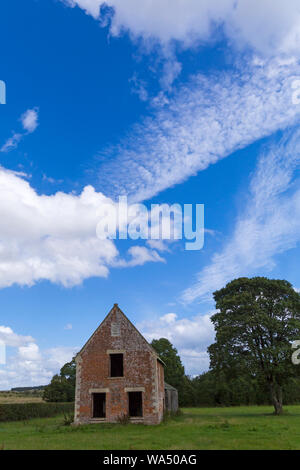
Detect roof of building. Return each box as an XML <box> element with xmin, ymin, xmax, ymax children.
<box><xmin>164</xmin><ymin>382</ymin><xmax>178</xmax><ymax>391</ymax></box>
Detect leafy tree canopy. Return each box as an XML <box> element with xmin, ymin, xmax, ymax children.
<box><xmin>208</xmin><ymin>277</ymin><xmax>300</xmax><ymax>414</ymax></box>
<box><xmin>43</xmin><ymin>357</ymin><xmax>76</xmax><ymax>402</ymax></box>
<box><xmin>151</xmin><ymin>338</ymin><xmax>185</xmax><ymax>390</ymax></box>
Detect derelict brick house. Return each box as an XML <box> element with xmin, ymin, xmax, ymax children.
<box><xmin>74</xmin><ymin>304</ymin><xmax>167</xmax><ymax>425</ymax></box>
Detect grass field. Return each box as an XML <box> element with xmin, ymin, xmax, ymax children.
<box><xmin>1</xmin><ymin>405</ymin><xmax>300</xmax><ymax>450</ymax></box>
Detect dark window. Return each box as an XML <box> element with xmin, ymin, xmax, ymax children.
<box><xmin>93</xmin><ymin>393</ymin><xmax>106</xmax><ymax>418</ymax></box>
<box><xmin>110</xmin><ymin>353</ymin><xmax>123</xmax><ymax>377</ymax></box>
<box><xmin>128</xmin><ymin>391</ymin><xmax>143</xmax><ymax>417</ymax></box>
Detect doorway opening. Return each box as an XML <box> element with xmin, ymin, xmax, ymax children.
<box><xmin>128</xmin><ymin>391</ymin><xmax>143</xmax><ymax>417</ymax></box>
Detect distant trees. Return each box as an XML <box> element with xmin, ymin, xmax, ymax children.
<box><xmin>151</xmin><ymin>338</ymin><xmax>185</xmax><ymax>389</ymax></box>
<box><xmin>43</xmin><ymin>358</ymin><xmax>76</xmax><ymax>403</ymax></box>
<box><xmin>151</xmin><ymin>337</ymin><xmax>192</xmax><ymax>406</ymax></box>
<box><xmin>11</xmin><ymin>386</ymin><xmax>45</xmax><ymax>392</ymax></box>
<box><xmin>208</xmin><ymin>277</ymin><xmax>300</xmax><ymax>414</ymax></box>
<box><xmin>183</xmin><ymin>370</ymin><xmax>300</xmax><ymax>408</ymax></box>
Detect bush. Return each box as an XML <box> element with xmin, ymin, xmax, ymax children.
<box><xmin>0</xmin><ymin>402</ymin><xmax>74</xmax><ymax>422</ymax></box>
<box><xmin>62</xmin><ymin>411</ymin><xmax>74</xmax><ymax>426</ymax></box>
<box><xmin>116</xmin><ymin>413</ymin><xmax>130</xmax><ymax>425</ymax></box>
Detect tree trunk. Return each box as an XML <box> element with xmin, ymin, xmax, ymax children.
<box><xmin>270</xmin><ymin>382</ymin><xmax>283</xmax><ymax>415</ymax></box>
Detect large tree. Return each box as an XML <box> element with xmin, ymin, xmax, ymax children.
<box><xmin>208</xmin><ymin>277</ymin><xmax>300</xmax><ymax>415</ymax></box>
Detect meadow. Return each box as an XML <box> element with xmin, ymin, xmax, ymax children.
<box><xmin>0</xmin><ymin>392</ymin><xmax>44</xmax><ymax>404</ymax></box>
<box><xmin>1</xmin><ymin>406</ymin><xmax>300</xmax><ymax>450</ymax></box>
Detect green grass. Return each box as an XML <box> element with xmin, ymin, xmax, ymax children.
<box><xmin>1</xmin><ymin>406</ymin><xmax>300</xmax><ymax>450</ymax></box>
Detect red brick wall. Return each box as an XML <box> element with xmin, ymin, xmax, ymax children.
<box><xmin>74</xmin><ymin>305</ymin><xmax>164</xmax><ymax>425</ymax></box>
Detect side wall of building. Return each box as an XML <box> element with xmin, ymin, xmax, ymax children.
<box><xmin>157</xmin><ymin>360</ymin><xmax>165</xmax><ymax>422</ymax></box>
<box><xmin>165</xmin><ymin>388</ymin><xmax>178</xmax><ymax>413</ymax></box>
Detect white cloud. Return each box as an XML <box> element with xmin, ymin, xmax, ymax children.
<box><xmin>0</xmin><ymin>167</ymin><xmax>165</xmax><ymax>288</ymax></box>
<box><xmin>117</xmin><ymin>245</ymin><xmax>165</xmax><ymax>267</ymax></box>
<box><xmin>146</xmin><ymin>239</ymin><xmax>171</xmax><ymax>252</ymax></box>
<box><xmin>1</xmin><ymin>108</ymin><xmax>39</xmax><ymax>153</ymax></box>
<box><xmin>0</xmin><ymin>325</ymin><xmax>78</xmax><ymax>389</ymax></box>
<box><xmin>160</xmin><ymin>58</ymin><xmax>182</xmax><ymax>91</ymax></box>
<box><xmin>18</xmin><ymin>343</ymin><xmax>41</xmax><ymax>361</ymax></box>
<box><xmin>45</xmin><ymin>346</ymin><xmax>77</xmax><ymax>368</ymax></box>
<box><xmin>130</xmin><ymin>74</ymin><xmax>149</xmax><ymax>101</ymax></box>
<box><xmin>182</xmin><ymin>129</ymin><xmax>300</xmax><ymax>303</ymax></box>
<box><xmin>0</xmin><ymin>133</ymin><xmax>22</xmax><ymax>153</ymax></box>
<box><xmin>42</xmin><ymin>174</ymin><xmax>63</xmax><ymax>185</ymax></box>
<box><xmin>138</xmin><ymin>311</ymin><xmax>215</xmax><ymax>375</ymax></box>
<box><xmin>63</xmin><ymin>1</ymin><xmax>300</xmax><ymax>90</ymax></box>
<box><xmin>0</xmin><ymin>326</ymin><xmax>35</xmax><ymax>347</ymax></box>
<box><xmin>64</xmin><ymin>323</ymin><xmax>73</xmax><ymax>330</ymax></box>
<box><xmin>64</xmin><ymin>0</ymin><xmax>300</xmax><ymax>59</ymax></box>
<box><xmin>0</xmin><ymin>168</ymin><xmax>116</xmax><ymax>287</ymax></box>
<box><xmin>98</xmin><ymin>58</ymin><xmax>300</xmax><ymax>202</ymax></box>
<box><xmin>21</xmin><ymin>108</ymin><xmax>39</xmax><ymax>133</ymax></box>
<box><xmin>65</xmin><ymin>0</ymin><xmax>103</xmax><ymax>19</ymax></box>
<box><xmin>160</xmin><ymin>313</ymin><xmax>177</xmax><ymax>324</ymax></box>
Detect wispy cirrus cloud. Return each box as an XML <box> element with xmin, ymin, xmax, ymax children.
<box><xmin>182</xmin><ymin>129</ymin><xmax>300</xmax><ymax>303</ymax></box>
<box><xmin>0</xmin><ymin>108</ymin><xmax>39</xmax><ymax>153</ymax></box>
<box><xmin>0</xmin><ymin>133</ymin><xmax>23</xmax><ymax>153</ymax></box>
<box><xmin>97</xmin><ymin>58</ymin><xmax>300</xmax><ymax>202</ymax></box>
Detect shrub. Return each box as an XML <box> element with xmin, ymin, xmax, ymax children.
<box><xmin>116</xmin><ymin>413</ymin><xmax>130</xmax><ymax>425</ymax></box>
<box><xmin>0</xmin><ymin>402</ymin><xmax>74</xmax><ymax>422</ymax></box>
<box><xmin>62</xmin><ymin>411</ymin><xmax>74</xmax><ymax>426</ymax></box>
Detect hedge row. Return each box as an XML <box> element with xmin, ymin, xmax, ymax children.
<box><xmin>0</xmin><ymin>402</ymin><xmax>74</xmax><ymax>422</ymax></box>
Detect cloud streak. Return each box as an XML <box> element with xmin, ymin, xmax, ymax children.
<box><xmin>1</xmin><ymin>108</ymin><xmax>39</xmax><ymax>153</ymax></box>
<box><xmin>97</xmin><ymin>58</ymin><xmax>300</xmax><ymax>202</ymax></box>
<box><xmin>182</xmin><ymin>129</ymin><xmax>300</xmax><ymax>303</ymax></box>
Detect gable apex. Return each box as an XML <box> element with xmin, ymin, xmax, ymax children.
<box><xmin>76</xmin><ymin>304</ymin><xmax>165</xmax><ymax>366</ymax></box>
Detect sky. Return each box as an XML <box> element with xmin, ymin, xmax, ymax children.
<box><xmin>0</xmin><ymin>0</ymin><xmax>300</xmax><ymax>389</ymax></box>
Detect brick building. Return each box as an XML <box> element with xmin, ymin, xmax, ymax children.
<box><xmin>74</xmin><ymin>304</ymin><xmax>167</xmax><ymax>425</ymax></box>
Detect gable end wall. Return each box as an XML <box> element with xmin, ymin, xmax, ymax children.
<box><xmin>74</xmin><ymin>306</ymin><xmax>164</xmax><ymax>425</ymax></box>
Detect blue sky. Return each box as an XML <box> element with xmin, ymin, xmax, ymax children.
<box><xmin>0</xmin><ymin>0</ymin><xmax>300</xmax><ymax>388</ymax></box>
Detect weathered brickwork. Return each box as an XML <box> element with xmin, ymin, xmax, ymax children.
<box><xmin>74</xmin><ymin>304</ymin><xmax>165</xmax><ymax>425</ymax></box>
